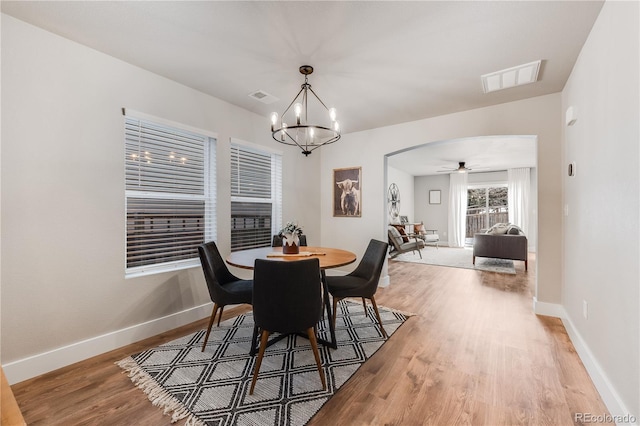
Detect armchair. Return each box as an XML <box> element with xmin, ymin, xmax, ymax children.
<box><xmin>388</xmin><ymin>226</ymin><xmax>425</xmax><ymax>258</ymax></box>
<box><xmin>414</xmin><ymin>222</ymin><xmax>439</xmax><ymax>248</ymax></box>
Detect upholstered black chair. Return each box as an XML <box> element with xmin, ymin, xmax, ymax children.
<box><xmin>249</xmin><ymin>258</ymin><xmax>326</xmax><ymax>395</ymax></box>
<box><xmin>271</xmin><ymin>234</ymin><xmax>308</xmax><ymax>247</ymax></box>
<box><xmin>326</xmin><ymin>239</ymin><xmax>390</xmax><ymax>338</ymax></box>
<box><xmin>198</xmin><ymin>241</ymin><xmax>253</xmax><ymax>352</ymax></box>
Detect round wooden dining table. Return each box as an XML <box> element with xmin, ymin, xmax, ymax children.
<box><xmin>226</xmin><ymin>246</ymin><xmax>357</xmax><ymax>350</ymax></box>
<box><xmin>226</xmin><ymin>246</ymin><xmax>356</xmax><ymax>270</ymax></box>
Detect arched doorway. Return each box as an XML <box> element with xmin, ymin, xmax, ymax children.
<box><xmin>384</xmin><ymin>135</ymin><xmax>538</xmax><ymax>291</ymax></box>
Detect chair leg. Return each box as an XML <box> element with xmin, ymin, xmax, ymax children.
<box><xmin>249</xmin><ymin>330</ymin><xmax>271</xmax><ymax>395</ymax></box>
<box><xmin>332</xmin><ymin>296</ymin><xmax>341</xmax><ymax>331</ymax></box>
<box><xmin>216</xmin><ymin>305</ymin><xmax>225</xmax><ymax>326</ymax></box>
<box><xmin>201</xmin><ymin>303</ymin><xmax>219</xmax><ymax>352</ymax></box>
<box><xmin>472</xmin><ymin>255</ymin><xmax>476</xmax><ymax>265</ymax></box>
<box><xmin>369</xmin><ymin>296</ymin><xmax>388</xmax><ymax>338</ymax></box>
<box><xmin>306</xmin><ymin>328</ymin><xmax>327</xmax><ymax>390</ymax></box>
<box><xmin>361</xmin><ymin>297</ymin><xmax>367</xmax><ymax>313</ymax></box>
<box><xmin>525</xmin><ymin>260</ymin><xmax>528</xmax><ymax>271</ymax></box>
<box><xmin>250</xmin><ymin>325</ymin><xmax>259</xmax><ymax>356</ymax></box>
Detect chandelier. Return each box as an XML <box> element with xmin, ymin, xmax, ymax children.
<box><xmin>270</xmin><ymin>65</ymin><xmax>340</xmax><ymax>156</ymax></box>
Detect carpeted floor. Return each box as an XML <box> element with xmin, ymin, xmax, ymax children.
<box><xmin>117</xmin><ymin>300</ymin><xmax>411</xmax><ymax>426</ymax></box>
<box><xmin>392</xmin><ymin>246</ymin><xmax>516</xmax><ymax>274</ymax></box>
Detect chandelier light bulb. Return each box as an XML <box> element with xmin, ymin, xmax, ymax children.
<box><xmin>270</xmin><ymin>112</ymin><xmax>278</xmax><ymax>131</ymax></box>
<box><xmin>329</xmin><ymin>107</ymin><xmax>337</xmax><ymax>121</ymax></box>
<box><xmin>294</xmin><ymin>103</ymin><xmax>302</xmax><ymax>125</ymax></box>
<box><xmin>281</xmin><ymin>122</ymin><xmax>287</xmax><ymax>141</ymax></box>
<box><xmin>309</xmin><ymin>127</ymin><xmax>315</xmax><ymax>139</ymax></box>
<box><xmin>334</xmin><ymin>121</ymin><xmax>340</xmax><ymax>132</ymax></box>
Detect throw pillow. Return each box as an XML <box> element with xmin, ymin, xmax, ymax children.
<box><xmin>388</xmin><ymin>226</ymin><xmax>406</xmax><ymax>246</ymax></box>
<box><xmin>414</xmin><ymin>223</ymin><xmax>425</xmax><ymax>234</ymax></box>
<box><xmin>394</xmin><ymin>225</ymin><xmax>410</xmax><ymax>242</ymax></box>
<box><xmin>507</xmin><ymin>225</ymin><xmax>524</xmax><ymax>235</ymax></box>
<box><xmin>487</xmin><ymin>223</ymin><xmax>511</xmax><ymax>234</ymax></box>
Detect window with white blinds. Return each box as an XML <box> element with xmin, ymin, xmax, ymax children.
<box><xmin>125</xmin><ymin>112</ymin><xmax>216</xmax><ymax>277</ymax></box>
<box><xmin>230</xmin><ymin>141</ymin><xmax>282</xmax><ymax>251</ymax></box>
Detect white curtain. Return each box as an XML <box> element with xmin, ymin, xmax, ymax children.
<box><xmin>447</xmin><ymin>172</ymin><xmax>468</xmax><ymax>247</ymax></box>
<box><xmin>507</xmin><ymin>167</ymin><xmax>530</xmax><ymax>235</ymax></box>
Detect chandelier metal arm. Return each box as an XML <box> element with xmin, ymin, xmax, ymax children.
<box><xmin>307</xmin><ymin>86</ymin><xmax>330</xmax><ymax>111</ymax></box>
<box><xmin>281</xmin><ymin>86</ymin><xmax>306</xmax><ymax>118</ymax></box>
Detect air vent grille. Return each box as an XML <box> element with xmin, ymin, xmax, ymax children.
<box><xmin>481</xmin><ymin>60</ymin><xmax>541</xmax><ymax>93</ymax></box>
<box><xmin>248</xmin><ymin>90</ymin><xmax>279</xmax><ymax>104</ymax></box>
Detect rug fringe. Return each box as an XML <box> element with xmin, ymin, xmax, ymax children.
<box><xmin>116</xmin><ymin>357</ymin><xmax>205</xmax><ymax>426</ymax></box>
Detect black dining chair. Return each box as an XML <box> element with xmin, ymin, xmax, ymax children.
<box><xmin>249</xmin><ymin>258</ymin><xmax>326</xmax><ymax>395</ymax></box>
<box><xmin>326</xmin><ymin>239</ymin><xmax>390</xmax><ymax>338</ymax></box>
<box><xmin>272</xmin><ymin>234</ymin><xmax>308</xmax><ymax>247</ymax></box>
<box><xmin>198</xmin><ymin>241</ymin><xmax>253</xmax><ymax>352</ymax></box>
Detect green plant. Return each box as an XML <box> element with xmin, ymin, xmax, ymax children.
<box><xmin>279</xmin><ymin>221</ymin><xmax>303</xmax><ymax>237</ymax></box>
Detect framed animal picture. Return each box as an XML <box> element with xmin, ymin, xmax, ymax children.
<box><xmin>333</xmin><ymin>166</ymin><xmax>362</xmax><ymax>217</ymax></box>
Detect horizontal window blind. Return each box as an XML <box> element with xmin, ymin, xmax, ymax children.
<box><xmin>231</xmin><ymin>145</ymin><xmax>272</xmax><ymax>199</ymax></box>
<box><xmin>230</xmin><ymin>201</ymin><xmax>272</xmax><ymax>251</ymax></box>
<box><xmin>125</xmin><ymin>119</ymin><xmax>206</xmax><ymax>194</ymax></box>
<box><xmin>126</xmin><ymin>198</ymin><xmax>206</xmax><ymax>267</ymax></box>
<box><xmin>230</xmin><ymin>142</ymin><xmax>282</xmax><ymax>251</ymax></box>
<box><xmin>125</xmin><ymin>114</ymin><xmax>216</xmax><ymax>276</ymax></box>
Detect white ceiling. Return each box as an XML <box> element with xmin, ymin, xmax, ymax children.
<box><xmin>2</xmin><ymin>1</ymin><xmax>603</xmax><ymax>174</ymax></box>
<box><xmin>387</xmin><ymin>136</ymin><xmax>537</xmax><ymax>177</ymax></box>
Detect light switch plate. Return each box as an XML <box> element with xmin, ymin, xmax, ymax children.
<box><xmin>566</xmin><ymin>106</ymin><xmax>577</xmax><ymax>126</ymax></box>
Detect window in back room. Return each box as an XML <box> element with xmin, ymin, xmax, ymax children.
<box><xmin>466</xmin><ymin>185</ymin><xmax>508</xmax><ymax>240</ymax></box>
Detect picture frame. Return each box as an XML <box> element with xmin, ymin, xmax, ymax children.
<box><xmin>400</xmin><ymin>215</ymin><xmax>409</xmax><ymax>224</ymax></box>
<box><xmin>429</xmin><ymin>190</ymin><xmax>441</xmax><ymax>204</ymax></box>
<box><xmin>333</xmin><ymin>166</ymin><xmax>362</xmax><ymax>217</ymax></box>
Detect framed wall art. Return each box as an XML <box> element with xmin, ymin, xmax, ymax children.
<box><xmin>429</xmin><ymin>190</ymin><xmax>441</xmax><ymax>204</ymax></box>
<box><xmin>333</xmin><ymin>167</ymin><xmax>362</xmax><ymax>217</ymax></box>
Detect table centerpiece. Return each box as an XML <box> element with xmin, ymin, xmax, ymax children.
<box><xmin>279</xmin><ymin>221</ymin><xmax>303</xmax><ymax>254</ymax></box>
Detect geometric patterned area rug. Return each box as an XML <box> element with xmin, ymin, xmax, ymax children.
<box><xmin>393</xmin><ymin>246</ymin><xmax>516</xmax><ymax>274</ymax></box>
<box><xmin>117</xmin><ymin>300</ymin><xmax>412</xmax><ymax>426</ymax></box>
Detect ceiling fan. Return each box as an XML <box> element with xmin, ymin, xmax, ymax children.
<box><xmin>437</xmin><ymin>161</ymin><xmax>481</xmax><ymax>173</ymax></box>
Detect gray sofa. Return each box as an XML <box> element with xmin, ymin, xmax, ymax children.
<box><xmin>473</xmin><ymin>229</ymin><xmax>528</xmax><ymax>271</ymax></box>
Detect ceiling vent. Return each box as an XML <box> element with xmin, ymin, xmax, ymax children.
<box><xmin>248</xmin><ymin>90</ymin><xmax>279</xmax><ymax>104</ymax></box>
<box><xmin>481</xmin><ymin>60</ymin><xmax>541</xmax><ymax>93</ymax></box>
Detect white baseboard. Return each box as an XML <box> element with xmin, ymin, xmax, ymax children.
<box><xmin>532</xmin><ymin>299</ymin><xmax>637</xmax><ymax>424</ymax></box>
<box><xmin>561</xmin><ymin>314</ymin><xmax>638</xmax><ymax>425</ymax></box>
<box><xmin>2</xmin><ymin>302</ymin><xmax>213</xmax><ymax>385</ymax></box>
<box><xmin>532</xmin><ymin>298</ymin><xmax>567</xmax><ymax>318</ymax></box>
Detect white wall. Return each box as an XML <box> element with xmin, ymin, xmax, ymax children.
<box><xmin>321</xmin><ymin>94</ymin><xmax>561</xmax><ymax>303</ymax></box>
<box><xmin>561</xmin><ymin>1</ymin><xmax>639</xmax><ymax>419</ymax></box>
<box><xmin>387</xmin><ymin>166</ymin><xmax>414</xmax><ymax>223</ymax></box>
<box><xmin>414</xmin><ymin>174</ymin><xmax>449</xmax><ymax>244</ymax></box>
<box><xmin>0</xmin><ymin>15</ymin><xmax>321</xmax><ymax>381</ymax></box>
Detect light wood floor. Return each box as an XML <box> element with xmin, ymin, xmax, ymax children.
<box><xmin>11</xmin><ymin>253</ymin><xmax>611</xmax><ymax>425</ymax></box>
